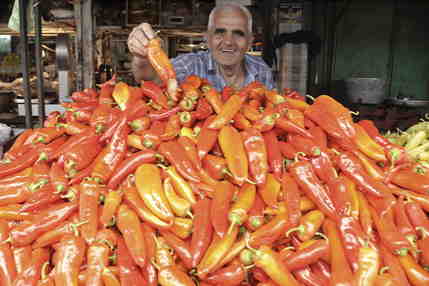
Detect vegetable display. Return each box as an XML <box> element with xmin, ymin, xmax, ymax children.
<box><xmin>1</xmin><ymin>37</ymin><xmax>429</xmax><ymax>286</ymax></box>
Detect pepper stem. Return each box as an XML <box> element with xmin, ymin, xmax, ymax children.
<box><xmin>285</xmin><ymin>225</ymin><xmax>305</xmax><ymax>237</ymax></box>
<box><xmin>314</xmin><ymin>232</ymin><xmax>329</xmax><ymax>242</ymax></box>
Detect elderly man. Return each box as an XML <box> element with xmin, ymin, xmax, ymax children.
<box><xmin>127</xmin><ymin>3</ymin><xmax>275</xmax><ymax>91</ymax></box>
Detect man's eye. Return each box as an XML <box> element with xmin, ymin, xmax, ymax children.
<box><xmin>233</xmin><ymin>30</ymin><xmax>246</xmax><ymax>37</ymax></box>
<box><xmin>214</xmin><ymin>29</ymin><xmax>226</xmax><ymax>35</ymax></box>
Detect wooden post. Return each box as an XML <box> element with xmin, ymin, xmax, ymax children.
<box><xmin>74</xmin><ymin>0</ymin><xmax>95</xmax><ymax>90</ymax></box>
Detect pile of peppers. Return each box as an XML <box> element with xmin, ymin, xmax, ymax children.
<box><xmin>1</xmin><ymin>75</ymin><xmax>429</xmax><ymax>286</ymax></box>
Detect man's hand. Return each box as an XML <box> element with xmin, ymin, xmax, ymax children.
<box><xmin>127</xmin><ymin>23</ymin><xmax>157</xmax><ymax>58</ymax></box>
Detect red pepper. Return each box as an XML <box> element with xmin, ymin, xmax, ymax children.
<box><xmin>141</xmin><ymin>224</ymin><xmax>157</xmax><ymax>286</ymax></box>
<box><xmin>310</xmin><ymin>151</ymin><xmax>338</xmax><ymax>186</ymax></box>
<box><xmin>158</xmin><ymin>141</ymin><xmax>201</xmax><ymax>183</ymax></box>
<box><xmin>207</xmin><ymin>85</ymin><xmax>253</xmax><ymax>130</ymax></box>
<box><xmin>19</xmin><ymin>184</ymin><xmax>62</xmax><ymax>213</ymax></box>
<box><xmin>280</xmin><ymin>239</ymin><xmax>329</xmax><ymax>270</ymax></box>
<box><xmin>335</xmin><ymin>151</ymin><xmax>389</xmax><ymax>197</ymax></box>
<box><xmin>390</xmin><ymin>168</ymin><xmax>429</xmax><ymax>194</ymax></box>
<box><xmin>0</xmin><ymin>176</ymin><xmax>32</xmax><ymax>206</ymax></box>
<box><xmin>92</xmin><ymin>115</ymin><xmax>129</xmax><ymax>183</ymax></box>
<box><xmin>280</xmin><ymin>172</ymin><xmax>301</xmax><ymax>227</ymax></box>
<box><xmin>338</xmin><ymin>216</ymin><xmax>366</xmax><ymax>272</ymax></box>
<box><xmin>0</xmin><ymin>145</ymin><xmax>46</xmax><ymax>179</ymax></box>
<box><xmin>245</xmin><ymin>192</ymin><xmax>265</xmax><ymax>231</ymax></box>
<box><xmin>54</xmin><ymin>234</ymin><xmax>87</xmax><ymax>286</ymax></box>
<box><xmin>241</xmin><ymin>128</ymin><xmax>269</xmax><ymax>185</ymax></box>
<box><xmin>117</xmin><ymin>204</ymin><xmax>147</xmax><ymax>268</ymax></box>
<box><xmin>68</xmin><ymin>160</ymin><xmax>96</xmax><ymax>186</ymax></box>
<box><xmin>63</xmin><ymin>135</ymin><xmax>102</xmax><ymax>177</ymax></box>
<box><xmin>79</xmin><ymin>178</ymin><xmax>101</xmax><ymax>244</ymax></box>
<box><xmin>278</xmin><ymin>141</ymin><xmax>298</xmax><ymax>159</ymax></box>
<box><xmin>369</xmin><ymin>205</ymin><xmax>411</xmax><ymax>256</ymax></box>
<box><xmin>10</xmin><ymin>201</ymin><xmax>77</xmax><ymax>247</ymax></box>
<box><xmin>211</xmin><ymin>180</ymin><xmax>235</xmax><ymax>237</ymax></box>
<box><xmin>3</xmin><ymin>129</ymin><xmax>33</xmax><ymax>161</ymax></box>
<box><xmin>294</xmin><ymin>265</ymin><xmax>329</xmax><ymax>286</ymax></box>
<box><xmin>178</xmin><ymin>136</ymin><xmax>202</xmax><ymax>171</ymax></box>
<box><xmin>192</xmin><ymin>97</ymin><xmax>213</xmax><ymax>120</ymax></box>
<box><xmin>190</xmin><ymin>198</ymin><xmax>213</xmax><ymax>268</ymax></box>
<box><xmin>12</xmin><ymin>246</ymin><xmax>31</xmax><ymax>274</ymax></box>
<box><xmin>263</xmin><ymin>130</ymin><xmax>283</xmax><ymax>181</ymax></box>
<box><xmin>197</xmin><ymin>115</ymin><xmax>219</xmax><ymax>160</ymax></box>
<box><xmin>141</xmin><ymin>80</ymin><xmax>169</xmax><ymax>109</ymax></box>
<box><xmin>323</xmin><ymin>219</ymin><xmax>354</xmax><ymax>286</ymax></box>
<box><xmin>160</xmin><ymin>114</ymin><xmax>181</xmax><ymax>141</ymax></box>
<box><xmin>289</xmin><ymin>160</ymin><xmax>339</xmax><ymax>222</ymax></box>
<box><xmin>0</xmin><ymin>220</ymin><xmax>16</xmax><ymax>286</ymax></box>
<box><xmin>404</xmin><ymin>201</ymin><xmax>429</xmax><ymax>232</ymax></box>
<box><xmin>206</xmin><ymin>263</ymin><xmax>245</xmax><ymax>286</ymax></box>
<box><xmin>106</xmin><ymin>149</ymin><xmax>158</xmax><ymax>189</ymax></box>
<box><xmin>390</xmin><ymin>185</ymin><xmax>429</xmax><ymax>212</ymax></box>
<box><xmin>275</xmin><ymin>116</ymin><xmax>314</xmax><ymax>138</ymax></box>
<box><xmin>148</xmin><ymin>106</ymin><xmax>181</xmax><ymax>121</ymax></box>
<box><xmin>358</xmin><ymin>120</ymin><xmax>411</xmax><ymax>166</ymax></box>
<box><xmin>48</xmin><ymin>129</ymin><xmax>96</xmax><ymax>160</ymax></box>
<box><xmin>160</xmin><ymin>230</ymin><xmax>193</xmax><ymax>269</ymax></box>
<box><xmin>117</xmin><ymin>236</ymin><xmax>147</xmax><ymax>285</ymax></box>
<box><xmin>201</xmin><ymin>84</ymin><xmax>223</xmax><ymax>114</ymax></box>
<box><xmin>394</xmin><ymin>196</ymin><xmax>418</xmax><ymax>249</ymax></box>
<box><xmin>398</xmin><ymin>254</ymin><xmax>429</xmax><ymax>285</ymax></box>
<box><xmin>31</xmin><ymin>215</ymin><xmax>82</xmax><ymax>248</ymax></box>
<box><xmin>13</xmin><ymin>247</ymin><xmax>50</xmax><ymax>286</ymax></box>
<box><xmin>29</xmin><ymin>126</ymin><xmax>65</xmax><ymax>144</ymax></box>
<box><xmin>71</xmin><ymin>89</ymin><xmax>98</xmax><ymax>104</ymax></box>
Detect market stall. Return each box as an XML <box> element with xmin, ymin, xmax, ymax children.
<box><xmin>1</xmin><ymin>1</ymin><xmax>429</xmax><ymax>286</ymax></box>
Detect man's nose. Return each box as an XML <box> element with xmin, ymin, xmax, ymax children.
<box><xmin>223</xmin><ymin>32</ymin><xmax>233</xmax><ymax>44</ymax></box>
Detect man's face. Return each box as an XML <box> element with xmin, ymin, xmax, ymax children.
<box><xmin>206</xmin><ymin>8</ymin><xmax>253</xmax><ymax>67</ymax></box>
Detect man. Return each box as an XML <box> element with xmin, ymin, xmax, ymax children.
<box><xmin>127</xmin><ymin>3</ymin><xmax>275</xmax><ymax>91</ymax></box>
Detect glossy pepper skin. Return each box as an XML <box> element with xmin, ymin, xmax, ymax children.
<box><xmin>289</xmin><ymin>160</ymin><xmax>339</xmax><ymax>222</ymax></box>
<box><xmin>252</xmin><ymin>245</ymin><xmax>300</xmax><ymax>286</ymax></box>
<box><xmin>79</xmin><ymin>178</ymin><xmax>101</xmax><ymax>244</ymax></box>
<box><xmin>323</xmin><ymin>219</ymin><xmax>354</xmax><ymax>286</ymax></box>
<box><xmin>211</xmin><ymin>181</ymin><xmax>235</xmax><ymax>237</ymax></box>
<box><xmin>229</xmin><ymin>184</ymin><xmax>256</xmax><ymax>227</ymax></box>
<box><xmin>399</xmin><ymin>254</ymin><xmax>429</xmax><ymax>285</ymax></box>
<box><xmin>91</xmin><ymin>115</ymin><xmax>129</xmax><ymax>183</ymax></box>
<box><xmin>390</xmin><ymin>168</ymin><xmax>429</xmax><ymax>195</ymax></box>
<box><xmin>116</xmin><ymin>204</ymin><xmax>147</xmax><ymax>268</ymax></box>
<box><xmin>354</xmin><ymin>243</ymin><xmax>380</xmax><ymax>286</ymax></box>
<box><xmin>54</xmin><ymin>234</ymin><xmax>86</xmax><ymax>286</ymax></box>
<box><xmin>123</xmin><ymin>185</ymin><xmax>173</xmax><ymax>229</ymax></box>
<box><xmin>263</xmin><ymin>130</ymin><xmax>283</xmax><ymax>181</ymax></box>
<box><xmin>241</xmin><ymin>128</ymin><xmax>269</xmax><ymax>185</ymax></box>
<box><xmin>13</xmin><ymin>247</ymin><xmax>50</xmax><ymax>286</ymax></box>
<box><xmin>10</xmin><ymin>201</ymin><xmax>78</xmax><ymax>247</ymax></box>
<box><xmin>218</xmin><ymin>125</ymin><xmax>249</xmax><ymax>186</ymax></box>
<box><xmin>159</xmin><ymin>230</ymin><xmax>193</xmax><ymax>269</ymax></box>
<box><xmin>206</xmin><ymin>263</ymin><xmax>245</xmax><ymax>286</ymax></box>
<box><xmin>0</xmin><ymin>220</ymin><xmax>16</xmax><ymax>286</ymax></box>
<box><xmin>117</xmin><ymin>237</ymin><xmax>147</xmax><ymax>285</ymax></box>
<box><xmin>197</xmin><ymin>226</ymin><xmax>239</xmax><ymax>279</ymax></box>
<box><xmin>190</xmin><ymin>198</ymin><xmax>213</xmax><ymax>268</ymax></box>
<box><xmin>135</xmin><ymin>164</ymin><xmax>174</xmax><ymax>221</ymax></box>
<box><xmin>281</xmin><ymin>239</ymin><xmax>330</xmax><ymax>271</ymax></box>
<box><xmin>158</xmin><ymin>141</ymin><xmax>201</xmax><ymax>183</ymax></box>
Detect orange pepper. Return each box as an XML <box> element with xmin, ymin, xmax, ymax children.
<box><xmin>135</xmin><ymin>164</ymin><xmax>174</xmax><ymax>221</ymax></box>
<box><xmin>258</xmin><ymin>173</ymin><xmax>281</xmax><ymax>206</ymax></box>
<box><xmin>353</xmin><ymin>123</ymin><xmax>387</xmax><ymax>162</ymax></box>
<box><xmin>218</xmin><ymin>125</ymin><xmax>249</xmax><ymax>185</ymax></box>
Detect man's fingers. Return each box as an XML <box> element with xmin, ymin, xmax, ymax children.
<box><xmin>141</xmin><ymin>23</ymin><xmax>156</xmax><ymax>40</ymax></box>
